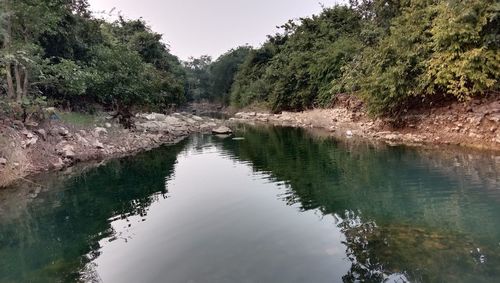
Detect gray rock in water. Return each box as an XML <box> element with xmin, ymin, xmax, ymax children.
<box><xmin>212</xmin><ymin>126</ymin><xmax>233</xmax><ymax>135</ymax></box>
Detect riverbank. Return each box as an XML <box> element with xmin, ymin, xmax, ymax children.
<box><xmin>230</xmin><ymin>95</ymin><xmax>500</xmax><ymax>151</ymax></box>
<box><xmin>0</xmin><ymin>112</ymin><xmax>223</xmax><ymax>187</ymax></box>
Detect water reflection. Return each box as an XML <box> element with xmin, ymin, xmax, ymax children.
<box><xmin>213</xmin><ymin>125</ymin><xmax>500</xmax><ymax>282</ymax></box>
<box><xmin>0</xmin><ymin>125</ymin><xmax>498</xmax><ymax>283</ymax></box>
<box><xmin>0</xmin><ymin>141</ymin><xmax>188</xmax><ymax>282</ymax></box>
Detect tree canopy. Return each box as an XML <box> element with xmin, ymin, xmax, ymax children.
<box><xmin>230</xmin><ymin>0</ymin><xmax>499</xmax><ymax>114</ymax></box>
<box><xmin>1</xmin><ymin>0</ymin><xmax>498</xmax><ymax>119</ymax></box>
<box><xmin>1</xmin><ymin>0</ymin><xmax>186</xmax><ymax>122</ymax></box>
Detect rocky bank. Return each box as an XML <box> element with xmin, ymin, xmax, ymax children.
<box><xmin>0</xmin><ymin>112</ymin><xmax>225</xmax><ymax>187</ymax></box>
<box><xmin>229</xmin><ymin>95</ymin><xmax>500</xmax><ymax>151</ymax></box>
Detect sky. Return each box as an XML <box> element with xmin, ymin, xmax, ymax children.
<box><xmin>87</xmin><ymin>0</ymin><xmax>346</xmax><ymax>61</ymax></box>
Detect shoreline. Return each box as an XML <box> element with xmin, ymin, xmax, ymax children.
<box><xmin>229</xmin><ymin>96</ymin><xmax>500</xmax><ymax>152</ymax></box>
<box><xmin>0</xmin><ymin>112</ymin><xmax>224</xmax><ymax>188</ymax></box>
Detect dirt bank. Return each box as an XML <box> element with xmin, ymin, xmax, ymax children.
<box><xmin>0</xmin><ymin>112</ymin><xmax>224</xmax><ymax>187</ymax></box>
<box><xmin>230</xmin><ymin>95</ymin><xmax>500</xmax><ymax>151</ymax></box>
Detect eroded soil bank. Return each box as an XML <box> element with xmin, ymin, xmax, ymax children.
<box><xmin>230</xmin><ymin>95</ymin><xmax>500</xmax><ymax>151</ymax></box>
<box><xmin>0</xmin><ymin>112</ymin><xmax>224</xmax><ymax>187</ymax></box>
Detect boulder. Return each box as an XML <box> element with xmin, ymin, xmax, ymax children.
<box><xmin>26</xmin><ymin>136</ymin><xmax>38</xmax><ymax>147</ymax></box>
<box><xmin>93</xmin><ymin>140</ymin><xmax>104</xmax><ymax>149</ymax></box>
<box><xmin>50</xmin><ymin>158</ymin><xmax>64</xmax><ymax>170</ymax></box>
<box><xmin>59</xmin><ymin>144</ymin><xmax>75</xmax><ymax>158</ymax></box>
<box><xmin>94</xmin><ymin>127</ymin><xmax>108</xmax><ymax>137</ymax></box>
<box><xmin>35</xmin><ymin>129</ymin><xmax>47</xmax><ymax>140</ymax></box>
<box><xmin>75</xmin><ymin>134</ymin><xmax>89</xmax><ymax>146</ymax></box>
<box><xmin>143</xmin><ymin>113</ymin><xmax>167</xmax><ymax>121</ymax></box>
<box><xmin>59</xmin><ymin>127</ymin><xmax>69</xmax><ymax>136</ymax></box>
<box><xmin>212</xmin><ymin>126</ymin><xmax>233</xmax><ymax>135</ymax></box>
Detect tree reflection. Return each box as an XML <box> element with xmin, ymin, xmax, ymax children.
<box><xmin>217</xmin><ymin>125</ymin><xmax>500</xmax><ymax>283</ymax></box>
<box><xmin>0</xmin><ymin>140</ymin><xmax>188</xmax><ymax>283</ymax></box>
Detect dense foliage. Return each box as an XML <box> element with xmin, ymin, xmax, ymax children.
<box><xmin>230</xmin><ymin>0</ymin><xmax>499</xmax><ymax>114</ymax></box>
<box><xmin>1</xmin><ymin>0</ymin><xmax>498</xmax><ymax>119</ymax></box>
<box><xmin>0</xmin><ymin>0</ymin><xmax>186</xmax><ymax>122</ymax></box>
<box><xmin>184</xmin><ymin>46</ymin><xmax>251</xmax><ymax>104</ymax></box>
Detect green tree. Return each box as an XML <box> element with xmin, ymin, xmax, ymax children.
<box><xmin>184</xmin><ymin>55</ymin><xmax>212</xmax><ymax>101</ymax></box>
<box><xmin>209</xmin><ymin>46</ymin><xmax>251</xmax><ymax>104</ymax></box>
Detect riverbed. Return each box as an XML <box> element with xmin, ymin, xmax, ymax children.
<box><xmin>1</xmin><ymin>125</ymin><xmax>499</xmax><ymax>282</ymax></box>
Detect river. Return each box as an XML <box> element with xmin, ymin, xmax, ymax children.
<box><xmin>1</xmin><ymin>125</ymin><xmax>499</xmax><ymax>282</ymax></box>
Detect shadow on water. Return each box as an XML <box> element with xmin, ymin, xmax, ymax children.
<box><xmin>0</xmin><ymin>125</ymin><xmax>499</xmax><ymax>282</ymax></box>
<box><xmin>0</xmin><ymin>140</ymin><xmax>189</xmax><ymax>282</ymax></box>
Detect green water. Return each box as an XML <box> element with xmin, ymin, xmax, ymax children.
<box><xmin>1</xmin><ymin>125</ymin><xmax>499</xmax><ymax>283</ymax></box>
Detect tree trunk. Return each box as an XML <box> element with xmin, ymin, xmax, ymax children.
<box><xmin>14</xmin><ymin>62</ymin><xmax>23</xmax><ymax>102</ymax></box>
<box><xmin>22</xmin><ymin>67</ymin><xmax>29</xmax><ymax>98</ymax></box>
<box><xmin>6</xmin><ymin>64</ymin><xmax>15</xmax><ymax>99</ymax></box>
<box><xmin>4</xmin><ymin>0</ymin><xmax>15</xmax><ymax>99</ymax></box>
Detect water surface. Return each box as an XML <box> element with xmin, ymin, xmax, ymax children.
<box><xmin>1</xmin><ymin>125</ymin><xmax>499</xmax><ymax>282</ymax></box>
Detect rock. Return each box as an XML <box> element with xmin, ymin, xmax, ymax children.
<box><xmin>59</xmin><ymin>127</ymin><xmax>69</xmax><ymax>136</ymax></box>
<box><xmin>234</xmin><ymin>112</ymin><xmax>257</xmax><ymax>119</ymax></box>
<box><xmin>12</xmin><ymin>120</ymin><xmax>24</xmax><ymax>129</ymax></box>
<box><xmin>384</xmin><ymin>133</ymin><xmax>400</xmax><ymax>141</ymax></box>
<box><xmin>346</xmin><ymin>130</ymin><xmax>353</xmax><ymax>137</ymax></box>
<box><xmin>21</xmin><ymin>130</ymin><xmax>33</xmax><ymax>138</ymax></box>
<box><xmin>26</xmin><ymin>136</ymin><xmax>38</xmax><ymax>147</ymax></box>
<box><xmin>35</xmin><ymin>129</ymin><xmax>47</xmax><ymax>140</ymax></box>
<box><xmin>93</xmin><ymin>140</ymin><xmax>104</xmax><ymax>149</ymax></box>
<box><xmin>191</xmin><ymin>115</ymin><xmax>204</xmax><ymax>121</ymax></box>
<box><xmin>0</xmin><ymin>157</ymin><xmax>7</xmax><ymax>165</ymax></box>
<box><xmin>487</xmin><ymin>114</ymin><xmax>500</xmax><ymax>123</ymax></box>
<box><xmin>50</xmin><ymin>158</ymin><xmax>64</xmax><ymax>170</ymax></box>
<box><xmin>213</xmin><ymin>134</ymin><xmax>232</xmax><ymax>139</ymax></box>
<box><xmin>104</xmin><ymin>122</ymin><xmax>112</xmax><ymax>128</ymax></box>
<box><xmin>94</xmin><ymin>127</ymin><xmax>108</xmax><ymax>137</ymax></box>
<box><xmin>75</xmin><ymin>134</ymin><xmax>89</xmax><ymax>146</ymax></box>
<box><xmin>182</xmin><ymin>117</ymin><xmax>197</xmax><ymax>124</ymax></box>
<box><xmin>328</xmin><ymin>126</ymin><xmax>336</xmax><ymax>132</ymax></box>
<box><xmin>142</xmin><ymin>113</ymin><xmax>167</xmax><ymax>121</ymax></box>
<box><xmin>25</xmin><ymin>121</ymin><xmax>39</xmax><ymax>127</ymax></box>
<box><xmin>60</xmin><ymin>144</ymin><xmax>75</xmax><ymax>158</ymax></box>
<box><xmin>212</xmin><ymin>126</ymin><xmax>233</xmax><ymax>135</ymax></box>
<box><xmin>468</xmin><ymin>132</ymin><xmax>483</xmax><ymax>139</ymax></box>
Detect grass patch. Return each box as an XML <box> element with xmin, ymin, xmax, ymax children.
<box><xmin>59</xmin><ymin>112</ymin><xmax>99</xmax><ymax>127</ymax></box>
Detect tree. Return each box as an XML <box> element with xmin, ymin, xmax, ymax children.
<box><xmin>184</xmin><ymin>55</ymin><xmax>212</xmax><ymax>101</ymax></box>
<box><xmin>209</xmin><ymin>46</ymin><xmax>251</xmax><ymax>104</ymax></box>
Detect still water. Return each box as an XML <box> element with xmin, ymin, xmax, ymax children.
<box><xmin>1</xmin><ymin>125</ymin><xmax>499</xmax><ymax>283</ymax></box>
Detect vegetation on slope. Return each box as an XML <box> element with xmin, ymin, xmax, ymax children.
<box><xmin>0</xmin><ymin>0</ymin><xmax>185</xmax><ymax>124</ymax></box>
<box><xmin>1</xmin><ymin>0</ymin><xmax>498</xmax><ymax>121</ymax></box>
<box><xmin>229</xmin><ymin>0</ymin><xmax>499</xmax><ymax>114</ymax></box>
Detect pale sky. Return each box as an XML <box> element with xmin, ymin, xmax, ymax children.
<box><xmin>87</xmin><ymin>0</ymin><xmax>346</xmax><ymax>61</ymax></box>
